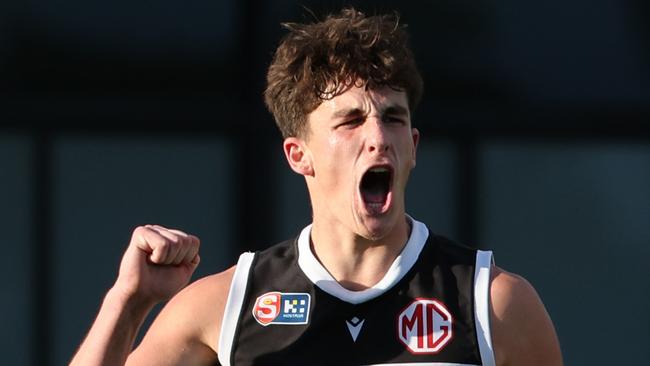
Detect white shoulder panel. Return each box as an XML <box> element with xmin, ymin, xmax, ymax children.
<box><xmin>474</xmin><ymin>250</ymin><xmax>496</xmax><ymax>366</ymax></box>
<box><xmin>217</xmin><ymin>252</ymin><xmax>255</xmax><ymax>366</ymax></box>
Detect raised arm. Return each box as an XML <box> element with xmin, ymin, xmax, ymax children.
<box><xmin>126</xmin><ymin>265</ymin><xmax>234</xmax><ymax>365</ymax></box>
<box><xmin>490</xmin><ymin>266</ymin><xmax>563</xmax><ymax>366</ymax></box>
<box><xmin>70</xmin><ymin>225</ymin><xmax>201</xmax><ymax>365</ymax></box>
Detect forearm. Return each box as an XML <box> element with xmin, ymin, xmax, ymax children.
<box><xmin>69</xmin><ymin>287</ymin><xmax>155</xmax><ymax>366</ymax></box>
<box><xmin>70</xmin><ymin>225</ymin><xmax>201</xmax><ymax>365</ymax></box>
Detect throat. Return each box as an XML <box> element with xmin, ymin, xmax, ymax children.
<box><xmin>307</xmin><ymin>215</ymin><xmax>412</xmax><ymax>292</ymax></box>
<box><xmin>329</xmin><ymin>254</ymin><xmax>394</xmax><ymax>291</ymax></box>
<box><xmin>360</xmin><ymin>171</ymin><xmax>390</xmax><ymax>205</ymax></box>
<box><xmin>309</xmin><ymin>235</ymin><xmax>402</xmax><ymax>291</ymax></box>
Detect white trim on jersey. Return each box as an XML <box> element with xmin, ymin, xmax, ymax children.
<box><xmin>363</xmin><ymin>363</ymin><xmax>479</xmax><ymax>366</ymax></box>
<box><xmin>217</xmin><ymin>252</ymin><xmax>255</xmax><ymax>366</ymax></box>
<box><xmin>474</xmin><ymin>250</ymin><xmax>496</xmax><ymax>366</ymax></box>
<box><xmin>297</xmin><ymin>215</ymin><xmax>430</xmax><ymax>305</ymax></box>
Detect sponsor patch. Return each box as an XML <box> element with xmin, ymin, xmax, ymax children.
<box><xmin>253</xmin><ymin>292</ymin><xmax>311</xmax><ymax>326</ymax></box>
<box><xmin>397</xmin><ymin>298</ymin><xmax>453</xmax><ymax>354</ymax></box>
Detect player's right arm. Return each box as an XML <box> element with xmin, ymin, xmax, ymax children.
<box><xmin>69</xmin><ymin>225</ymin><xmax>208</xmax><ymax>366</ymax></box>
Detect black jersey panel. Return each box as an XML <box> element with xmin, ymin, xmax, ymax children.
<box><xmin>231</xmin><ymin>234</ymin><xmax>483</xmax><ymax>365</ymax></box>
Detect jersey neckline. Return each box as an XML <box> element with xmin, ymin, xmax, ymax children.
<box><xmin>296</xmin><ymin>215</ymin><xmax>430</xmax><ymax>304</ymax></box>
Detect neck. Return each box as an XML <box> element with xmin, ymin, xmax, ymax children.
<box><xmin>309</xmin><ymin>214</ymin><xmax>411</xmax><ymax>291</ymax></box>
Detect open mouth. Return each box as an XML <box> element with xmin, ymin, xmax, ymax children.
<box><xmin>360</xmin><ymin>166</ymin><xmax>393</xmax><ymax>212</ymax></box>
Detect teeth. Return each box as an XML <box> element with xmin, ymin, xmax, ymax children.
<box><xmin>369</xmin><ymin>167</ymin><xmax>389</xmax><ymax>173</ymax></box>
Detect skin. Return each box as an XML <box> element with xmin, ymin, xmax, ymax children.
<box><xmin>491</xmin><ymin>267</ymin><xmax>563</xmax><ymax>365</ymax></box>
<box><xmin>70</xmin><ymin>85</ymin><xmax>562</xmax><ymax>366</ymax></box>
<box><xmin>283</xmin><ymin>85</ymin><xmax>419</xmax><ymax>289</ymax></box>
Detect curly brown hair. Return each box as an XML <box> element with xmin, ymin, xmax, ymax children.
<box><xmin>264</xmin><ymin>7</ymin><xmax>424</xmax><ymax>138</ymax></box>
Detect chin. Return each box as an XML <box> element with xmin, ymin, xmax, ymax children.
<box><xmin>359</xmin><ymin>213</ymin><xmax>398</xmax><ymax>241</ymax></box>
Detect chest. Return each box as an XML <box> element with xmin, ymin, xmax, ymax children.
<box><xmin>231</xmin><ymin>264</ymin><xmax>481</xmax><ymax>366</ymax></box>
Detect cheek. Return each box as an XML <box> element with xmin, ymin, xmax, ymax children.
<box><xmin>327</xmin><ymin>133</ymin><xmax>349</xmax><ymax>153</ymax></box>
<box><xmin>321</xmin><ymin>137</ymin><xmax>357</xmax><ymax>187</ymax></box>
<box><xmin>312</xmin><ymin>139</ymin><xmax>343</xmax><ymax>178</ymax></box>
<box><xmin>399</xmin><ymin>137</ymin><xmax>417</xmax><ymax>169</ymax></box>
<box><xmin>326</xmin><ymin>133</ymin><xmax>357</xmax><ymax>160</ymax></box>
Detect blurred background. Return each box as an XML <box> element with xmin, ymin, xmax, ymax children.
<box><xmin>1</xmin><ymin>0</ymin><xmax>648</xmax><ymax>364</ymax></box>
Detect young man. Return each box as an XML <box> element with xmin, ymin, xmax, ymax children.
<box><xmin>71</xmin><ymin>8</ymin><xmax>562</xmax><ymax>366</ymax></box>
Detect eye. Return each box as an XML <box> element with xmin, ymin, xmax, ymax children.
<box><xmin>335</xmin><ymin>117</ymin><xmax>364</xmax><ymax>129</ymax></box>
<box><xmin>385</xmin><ymin>115</ymin><xmax>406</xmax><ymax>125</ymax></box>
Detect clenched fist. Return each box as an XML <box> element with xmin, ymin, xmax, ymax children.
<box><xmin>114</xmin><ymin>225</ymin><xmax>201</xmax><ymax>305</ymax></box>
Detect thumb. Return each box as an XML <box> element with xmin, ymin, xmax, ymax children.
<box><xmin>188</xmin><ymin>254</ymin><xmax>201</xmax><ymax>272</ymax></box>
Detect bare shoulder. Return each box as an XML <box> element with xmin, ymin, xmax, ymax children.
<box><xmin>175</xmin><ymin>265</ymin><xmax>236</xmax><ymax>349</ymax></box>
<box><xmin>127</xmin><ymin>266</ymin><xmax>236</xmax><ymax>365</ymax></box>
<box><xmin>490</xmin><ymin>266</ymin><xmax>563</xmax><ymax>366</ymax></box>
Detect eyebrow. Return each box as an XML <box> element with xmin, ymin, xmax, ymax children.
<box><xmin>331</xmin><ymin>104</ymin><xmax>409</xmax><ymax>119</ymax></box>
<box><xmin>382</xmin><ymin>105</ymin><xmax>409</xmax><ymax>117</ymax></box>
<box><xmin>332</xmin><ymin>107</ymin><xmax>365</xmax><ymax>119</ymax></box>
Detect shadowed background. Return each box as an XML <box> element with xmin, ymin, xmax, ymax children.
<box><xmin>1</xmin><ymin>0</ymin><xmax>648</xmax><ymax>364</ymax></box>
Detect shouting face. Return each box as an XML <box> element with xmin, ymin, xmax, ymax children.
<box><xmin>284</xmin><ymin>85</ymin><xmax>419</xmax><ymax>242</ymax></box>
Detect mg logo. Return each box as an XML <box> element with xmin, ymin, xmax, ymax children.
<box><xmin>397</xmin><ymin>298</ymin><xmax>453</xmax><ymax>354</ymax></box>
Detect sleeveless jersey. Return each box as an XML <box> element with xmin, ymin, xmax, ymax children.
<box><xmin>218</xmin><ymin>218</ymin><xmax>495</xmax><ymax>366</ymax></box>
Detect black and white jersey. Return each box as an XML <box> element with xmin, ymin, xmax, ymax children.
<box><xmin>218</xmin><ymin>218</ymin><xmax>495</xmax><ymax>366</ymax></box>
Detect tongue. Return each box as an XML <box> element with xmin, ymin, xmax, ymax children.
<box><xmin>361</xmin><ymin>171</ymin><xmax>389</xmax><ymax>205</ymax></box>
<box><xmin>363</xmin><ymin>187</ymin><xmax>386</xmax><ymax>203</ymax></box>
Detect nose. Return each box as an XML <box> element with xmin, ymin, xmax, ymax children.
<box><xmin>365</xmin><ymin>117</ymin><xmax>390</xmax><ymax>154</ymax></box>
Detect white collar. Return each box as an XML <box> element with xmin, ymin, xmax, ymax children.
<box><xmin>297</xmin><ymin>216</ymin><xmax>429</xmax><ymax>304</ymax></box>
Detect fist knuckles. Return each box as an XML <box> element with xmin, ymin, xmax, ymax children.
<box><xmin>131</xmin><ymin>225</ymin><xmax>200</xmax><ymax>266</ymax></box>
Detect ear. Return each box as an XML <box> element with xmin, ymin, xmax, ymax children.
<box><xmin>283</xmin><ymin>137</ymin><xmax>314</xmax><ymax>176</ymax></box>
<box><xmin>411</xmin><ymin>127</ymin><xmax>420</xmax><ymax>168</ymax></box>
